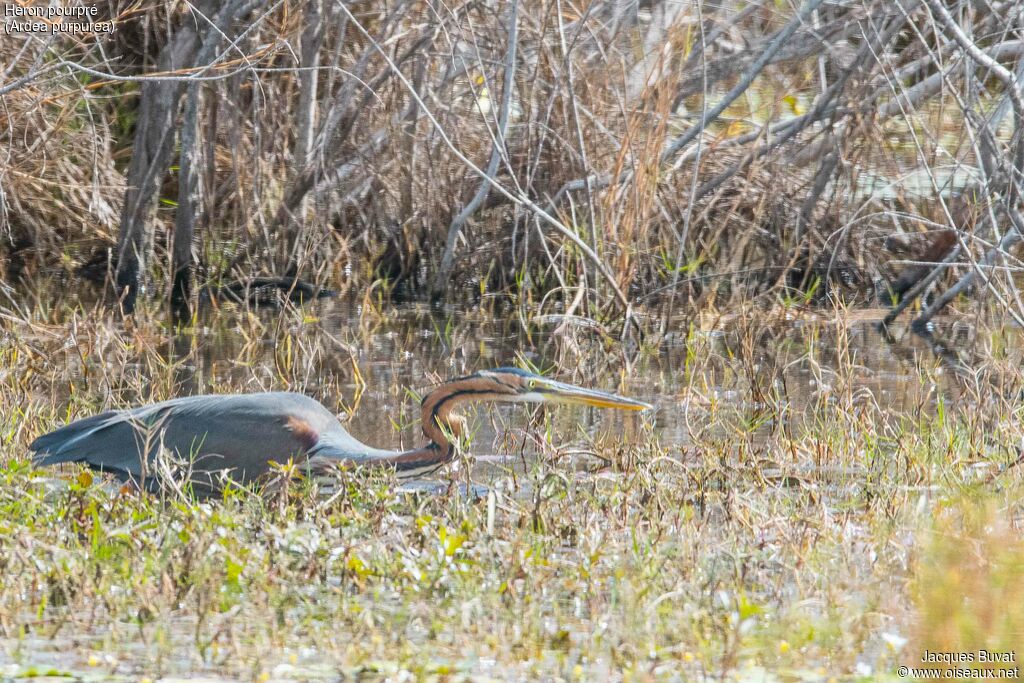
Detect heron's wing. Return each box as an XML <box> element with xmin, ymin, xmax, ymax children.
<box><xmin>30</xmin><ymin>404</ymin><xmax>174</xmax><ymax>478</ymax></box>
<box><xmin>30</xmin><ymin>393</ymin><xmax>346</xmax><ymax>483</ymax></box>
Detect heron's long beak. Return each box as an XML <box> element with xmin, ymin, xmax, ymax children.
<box><xmin>536</xmin><ymin>379</ymin><xmax>653</xmax><ymax>411</ymax></box>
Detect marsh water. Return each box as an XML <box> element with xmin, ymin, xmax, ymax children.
<box><xmin>152</xmin><ymin>297</ymin><xmax>975</xmax><ymax>484</ymax></box>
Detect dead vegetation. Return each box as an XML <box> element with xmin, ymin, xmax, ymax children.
<box><xmin>1</xmin><ymin>0</ymin><xmax>1023</xmax><ymax>326</ymax></box>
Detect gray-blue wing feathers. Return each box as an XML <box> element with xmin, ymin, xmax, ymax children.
<box><xmin>30</xmin><ymin>392</ymin><xmax>398</xmax><ymax>484</ymax></box>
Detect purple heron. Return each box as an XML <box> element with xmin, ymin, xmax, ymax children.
<box><xmin>31</xmin><ymin>368</ymin><xmax>651</xmax><ymax>491</ymax></box>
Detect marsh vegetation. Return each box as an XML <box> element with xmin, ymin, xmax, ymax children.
<box><xmin>0</xmin><ymin>300</ymin><xmax>1021</xmax><ymax>679</ymax></box>
<box><xmin>3</xmin><ymin>0</ymin><xmax>1024</xmax><ymax>679</ymax></box>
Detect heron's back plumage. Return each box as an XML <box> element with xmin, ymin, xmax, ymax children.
<box><xmin>30</xmin><ymin>392</ymin><xmax>397</xmax><ymax>486</ymax></box>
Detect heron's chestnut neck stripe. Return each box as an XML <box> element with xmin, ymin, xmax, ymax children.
<box><xmin>422</xmin><ymin>385</ymin><xmax>507</xmax><ymax>460</ymax></box>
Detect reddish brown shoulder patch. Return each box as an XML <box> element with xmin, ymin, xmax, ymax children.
<box><xmin>285</xmin><ymin>416</ymin><xmax>320</xmax><ymax>452</ymax></box>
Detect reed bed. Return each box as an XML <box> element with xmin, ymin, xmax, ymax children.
<box><xmin>0</xmin><ymin>301</ymin><xmax>1021</xmax><ymax>679</ymax></box>
<box><xmin>4</xmin><ymin>0</ymin><xmax>1024</xmax><ymax>323</ymax></box>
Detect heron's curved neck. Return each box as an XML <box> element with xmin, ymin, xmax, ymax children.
<box><xmin>420</xmin><ymin>377</ymin><xmax>509</xmax><ymax>456</ymax></box>
<box><xmin>374</xmin><ymin>377</ymin><xmax>505</xmax><ymax>474</ymax></box>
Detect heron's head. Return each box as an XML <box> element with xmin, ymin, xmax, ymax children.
<box><xmin>468</xmin><ymin>367</ymin><xmax>653</xmax><ymax>411</ymax></box>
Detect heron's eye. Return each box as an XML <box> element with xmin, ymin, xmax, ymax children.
<box><xmin>528</xmin><ymin>379</ymin><xmax>537</xmax><ymax>389</ymax></box>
